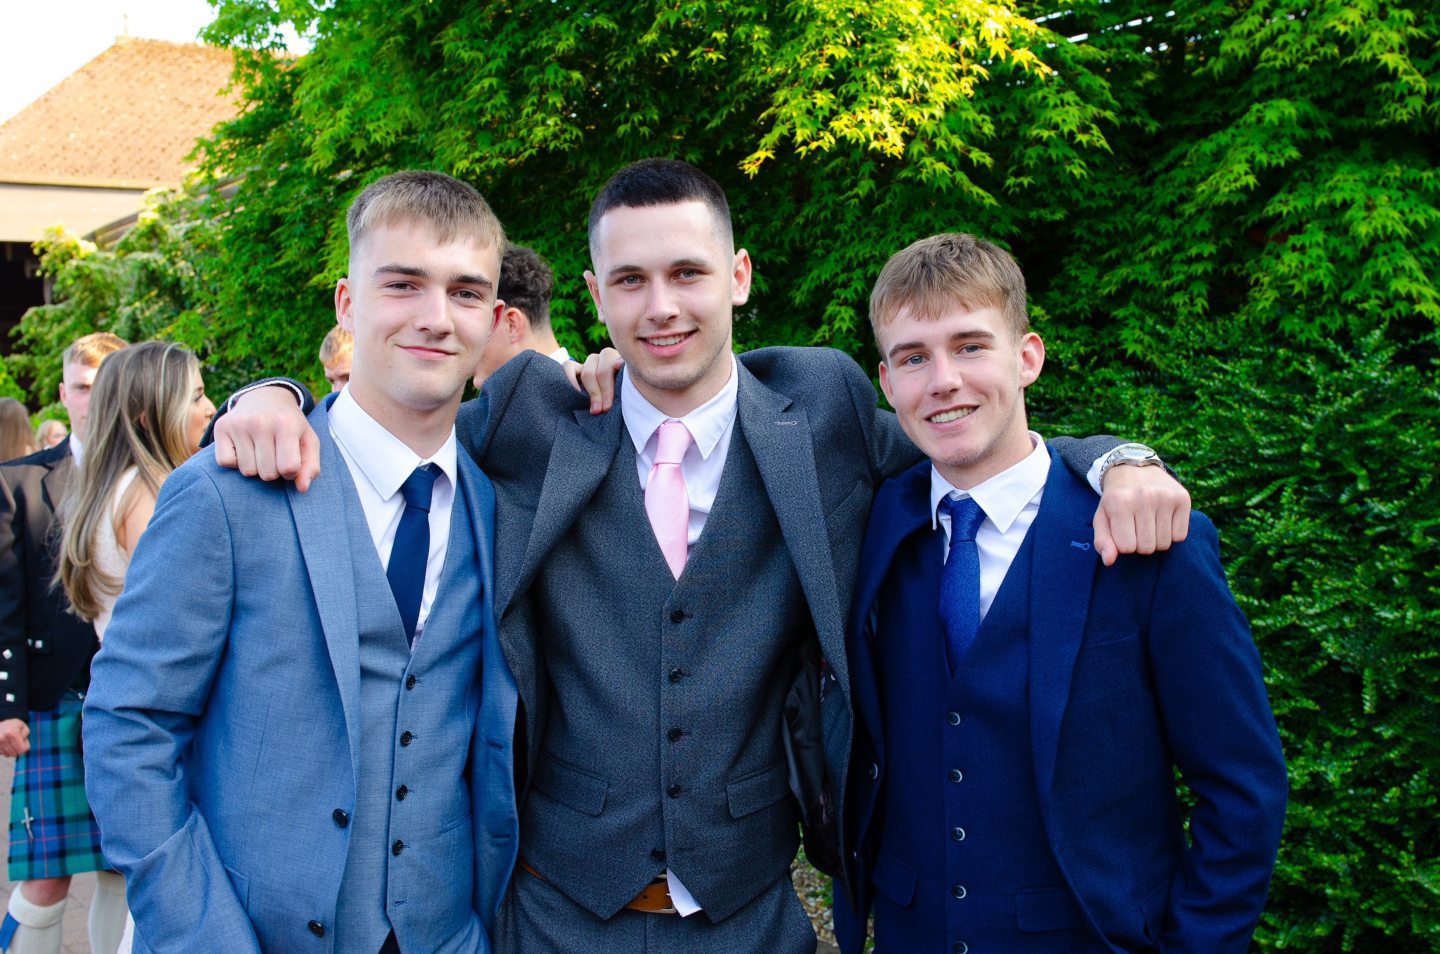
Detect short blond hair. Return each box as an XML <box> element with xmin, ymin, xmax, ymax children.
<box><xmin>869</xmin><ymin>233</ymin><xmax>1029</xmax><ymax>346</ymax></box>
<box><xmin>346</xmin><ymin>171</ymin><xmax>505</xmax><ymax>258</ymax></box>
<box><xmin>318</xmin><ymin>325</ymin><xmax>353</xmax><ymax>366</ymax></box>
<box><xmin>60</xmin><ymin>332</ymin><xmax>128</xmax><ymax>369</ymax></box>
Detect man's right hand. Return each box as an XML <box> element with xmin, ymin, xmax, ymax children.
<box><xmin>0</xmin><ymin>717</ymin><xmax>30</xmax><ymax>758</ymax></box>
<box><xmin>212</xmin><ymin>386</ymin><xmax>321</xmax><ymax>491</ymax></box>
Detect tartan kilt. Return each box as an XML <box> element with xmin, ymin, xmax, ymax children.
<box><xmin>7</xmin><ymin>695</ymin><xmax>109</xmax><ymax>880</ymax></box>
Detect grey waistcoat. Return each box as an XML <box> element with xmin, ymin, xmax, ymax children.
<box><xmin>519</xmin><ymin>424</ymin><xmax>807</xmax><ymax>922</ymax></box>
<box><xmin>333</xmin><ymin>474</ymin><xmax>484</xmax><ymax>951</ymax></box>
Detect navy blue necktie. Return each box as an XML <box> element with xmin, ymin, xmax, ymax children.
<box><xmin>939</xmin><ymin>494</ymin><xmax>987</xmax><ymax>674</ymax></box>
<box><xmin>388</xmin><ymin>464</ymin><xmax>439</xmax><ymax>646</ymax></box>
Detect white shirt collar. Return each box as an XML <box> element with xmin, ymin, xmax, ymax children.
<box><xmin>68</xmin><ymin>434</ymin><xmax>85</xmax><ymax>469</ymax></box>
<box><xmin>620</xmin><ymin>354</ymin><xmax>739</xmax><ymax>460</ymax></box>
<box><xmin>327</xmin><ymin>387</ymin><xmax>459</xmax><ymax>500</ymax></box>
<box><xmin>930</xmin><ymin>432</ymin><xmax>1050</xmax><ymax>533</ymax></box>
<box><xmin>548</xmin><ymin>346</ymin><xmax>572</xmax><ymax>364</ymax></box>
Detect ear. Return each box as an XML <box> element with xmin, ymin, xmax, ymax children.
<box><xmin>584</xmin><ymin>270</ymin><xmax>604</xmax><ymax>324</ymax></box>
<box><xmin>731</xmin><ymin>249</ymin><xmax>753</xmax><ymax>307</ymax></box>
<box><xmin>57</xmin><ymin>382</ymin><xmax>68</xmax><ymax>406</ymax></box>
<box><xmin>1017</xmin><ymin>332</ymin><xmax>1045</xmax><ymax>388</ymax></box>
<box><xmin>335</xmin><ymin>278</ymin><xmax>355</xmax><ymax>332</ymax></box>
<box><xmin>878</xmin><ymin>357</ymin><xmax>894</xmax><ymax>405</ymax></box>
<box><xmin>502</xmin><ymin>306</ymin><xmax>526</xmax><ymax>343</ymax></box>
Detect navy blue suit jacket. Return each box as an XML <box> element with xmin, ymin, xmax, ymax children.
<box><xmin>837</xmin><ymin>449</ymin><xmax>1287</xmax><ymax>953</ymax></box>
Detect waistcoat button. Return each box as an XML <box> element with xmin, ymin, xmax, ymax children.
<box><xmin>952</xmin><ymin>826</ymin><xmax>965</xmax><ymax>842</ymax></box>
<box><xmin>670</xmin><ymin>609</ymin><xmax>685</xmax><ymax>624</ymax></box>
<box><xmin>400</xmin><ymin>731</ymin><xmax>414</xmax><ymax>746</ymax></box>
<box><xmin>396</xmin><ymin>785</ymin><xmax>408</xmax><ymax>801</ymax></box>
<box><xmin>332</xmin><ymin>808</ymin><xmax>349</xmax><ymax>828</ymax></box>
<box><xmin>667</xmin><ymin>784</ymin><xmax>682</xmax><ymax>798</ymax></box>
<box><xmin>392</xmin><ymin>840</ymin><xmax>405</xmax><ymax>856</ymax></box>
<box><xmin>308</xmin><ymin>921</ymin><xmax>325</xmax><ymax>937</ymax></box>
<box><xmin>949</xmin><ymin>768</ymin><xmax>963</xmax><ymax>784</ymax></box>
<box><xmin>947</xmin><ymin>711</ymin><xmax>962</xmax><ymax>726</ymax></box>
<box><xmin>667</xmin><ymin>727</ymin><xmax>684</xmax><ymax>742</ymax></box>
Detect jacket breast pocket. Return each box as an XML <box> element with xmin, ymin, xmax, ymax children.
<box><xmin>870</xmin><ymin>849</ymin><xmax>916</xmax><ymax>907</ymax></box>
<box><xmin>726</xmin><ymin>762</ymin><xmax>791</xmax><ymax>819</ymax></box>
<box><xmin>532</xmin><ymin>752</ymin><xmax>608</xmax><ymax>817</ymax></box>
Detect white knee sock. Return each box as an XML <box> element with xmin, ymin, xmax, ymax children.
<box><xmin>88</xmin><ymin>872</ymin><xmax>128</xmax><ymax>954</ymax></box>
<box><xmin>4</xmin><ymin>885</ymin><xmax>65</xmax><ymax>954</ymax></box>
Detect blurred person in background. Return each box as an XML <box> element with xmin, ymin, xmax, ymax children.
<box><xmin>0</xmin><ymin>332</ymin><xmax>127</xmax><ymax>954</ymax></box>
<box><xmin>319</xmin><ymin>325</ymin><xmax>354</xmax><ymax>393</ymax></box>
<box><xmin>33</xmin><ymin>421</ymin><xmax>67</xmax><ymax>451</ymax></box>
<box><xmin>0</xmin><ymin>400</ymin><xmax>36</xmax><ymax>462</ymax></box>
<box><xmin>472</xmin><ymin>244</ymin><xmax>569</xmax><ymax>387</ymax></box>
<box><xmin>54</xmin><ymin>341</ymin><xmax>214</xmax><ymax>954</ymax></box>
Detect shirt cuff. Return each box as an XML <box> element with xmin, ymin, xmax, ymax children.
<box><xmin>226</xmin><ymin>378</ymin><xmax>306</xmax><ymax>414</ymax></box>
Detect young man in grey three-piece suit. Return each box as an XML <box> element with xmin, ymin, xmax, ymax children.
<box><xmin>215</xmin><ymin>160</ymin><xmax>1190</xmax><ymax>952</ymax></box>
<box><xmin>82</xmin><ymin>172</ymin><xmax>519</xmax><ymax>953</ymax></box>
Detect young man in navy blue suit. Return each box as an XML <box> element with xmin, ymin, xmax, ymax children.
<box><xmin>836</xmin><ymin>234</ymin><xmax>1287</xmax><ymax>954</ymax></box>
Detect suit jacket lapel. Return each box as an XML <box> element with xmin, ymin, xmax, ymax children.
<box><xmin>39</xmin><ymin>443</ymin><xmax>75</xmax><ymax>511</ymax></box>
<box><xmin>494</xmin><ymin>399</ymin><xmax>623</xmax><ymax>620</ymax></box>
<box><xmin>289</xmin><ymin>406</ymin><xmax>364</xmax><ymax>776</ymax></box>
<box><xmin>1028</xmin><ymin>449</ymin><xmax>1101</xmax><ymax>799</ymax></box>
<box><xmin>738</xmin><ymin>365</ymin><xmax>852</xmax><ymax>686</ymax></box>
<box><xmin>848</xmin><ymin>461</ymin><xmax>932</xmax><ymax>744</ymax></box>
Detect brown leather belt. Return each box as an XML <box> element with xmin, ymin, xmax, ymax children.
<box><xmin>520</xmin><ymin>860</ymin><xmax>678</xmax><ymax>915</ymax></box>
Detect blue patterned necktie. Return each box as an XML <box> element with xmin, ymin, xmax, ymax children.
<box><xmin>939</xmin><ymin>494</ymin><xmax>987</xmax><ymax>674</ymax></box>
<box><xmin>388</xmin><ymin>464</ymin><xmax>439</xmax><ymax>646</ymax></box>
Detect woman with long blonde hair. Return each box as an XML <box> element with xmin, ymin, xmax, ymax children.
<box><xmin>0</xmin><ymin>397</ymin><xmax>37</xmax><ymax>462</ymax></box>
<box><xmin>53</xmin><ymin>340</ymin><xmax>214</xmax><ymax>954</ymax></box>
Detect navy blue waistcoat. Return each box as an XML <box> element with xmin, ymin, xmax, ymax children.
<box><xmin>870</xmin><ymin>521</ymin><xmax>1104</xmax><ymax>954</ymax></box>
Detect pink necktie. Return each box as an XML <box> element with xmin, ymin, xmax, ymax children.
<box><xmin>646</xmin><ymin>420</ymin><xmax>692</xmax><ymax>579</ymax></box>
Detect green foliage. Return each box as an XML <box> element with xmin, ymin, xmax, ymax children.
<box><xmin>12</xmin><ymin>0</ymin><xmax>1439</xmax><ymax>947</ymax></box>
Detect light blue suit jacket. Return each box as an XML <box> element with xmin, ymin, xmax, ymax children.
<box><xmin>83</xmin><ymin>406</ymin><xmax>518</xmax><ymax>953</ymax></box>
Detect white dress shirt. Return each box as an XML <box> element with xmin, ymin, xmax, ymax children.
<box><xmin>931</xmin><ymin>433</ymin><xmax>1052</xmax><ymax>620</ymax></box>
<box><xmin>617</xmin><ymin>356</ymin><xmax>741</xmax><ymax>917</ymax></box>
<box><xmin>327</xmin><ymin>387</ymin><xmax>459</xmax><ymax>645</ymax></box>
<box><xmin>548</xmin><ymin>346</ymin><xmax>572</xmax><ymax>365</ymax></box>
<box><xmin>69</xmin><ymin>434</ymin><xmax>85</xmax><ymax>469</ymax></box>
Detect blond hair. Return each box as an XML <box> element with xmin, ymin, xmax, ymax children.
<box><xmin>346</xmin><ymin>171</ymin><xmax>505</xmax><ymax>259</ymax></box>
<box><xmin>869</xmin><ymin>233</ymin><xmax>1029</xmax><ymax>346</ymax></box>
<box><xmin>56</xmin><ymin>342</ymin><xmax>200</xmax><ymax>620</ymax></box>
<box><xmin>319</xmin><ymin>325</ymin><xmax>353</xmax><ymax>366</ymax></box>
<box><xmin>60</xmin><ymin>331</ymin><xmax>128</xmax><ymax>369</ymax></box>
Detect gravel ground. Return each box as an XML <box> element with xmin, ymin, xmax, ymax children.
<box><xmin>793</xmin><ymin>852</ymin><xmax>839</xmax><ymax>949</ymax></box>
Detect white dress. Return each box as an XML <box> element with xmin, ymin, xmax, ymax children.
<box><xmin>90</xmin><ymin>466</ymin><xmax>139</xmax><ymax>954</ymax></box>
<box><xmin>91</xmin><ymin>467</ymin><xmax>139</xmax><ymax>641</ymax></box>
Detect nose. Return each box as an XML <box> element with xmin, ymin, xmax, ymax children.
<box><xmin>201</xmin><ymin>395</ymin><xmax>217</xmax><ymax>420</ymax></box>
<box><xmin>413</xmin><ymin>288</ymin><xmax>455</xmax><ymax>335</ymax></box>
<box><xmin>929</xmin><ymin>354</ymin><xmax>963</xmax><ymax>394</ymax></box>
<box><xmin>642</xmin><ymin>282</ymin><xmax>680</xmax><ymax>324</ymax></box>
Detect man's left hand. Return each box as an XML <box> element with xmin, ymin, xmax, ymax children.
<box><xmin>1093</xmin><ymin>465</ymin><xmax>1191</xmax><ymax>566</ymax></box>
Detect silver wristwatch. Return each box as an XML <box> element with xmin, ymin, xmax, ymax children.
<box><xmin>1098</xmin><ymin>442</ymin><xmax>1163</xmax><ymax>486</ymax></box>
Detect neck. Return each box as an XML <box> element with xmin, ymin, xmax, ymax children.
<box><xmin>347</xmin><ymin>390</ymin><xmax>458</xmax><ymax>458</ymax></box>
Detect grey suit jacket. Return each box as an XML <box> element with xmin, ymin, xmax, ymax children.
<box><xmin>459</xmin><ymin>346</ymin><xmax>1112</xmax><ymax>870</ymax></box>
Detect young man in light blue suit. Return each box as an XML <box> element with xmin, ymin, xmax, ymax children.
<box><xmin>81</xmin><ymin>172</ymin><xmax>519</xmax><ymax>953</ymax></box>
<box><xmin>836</xmin><ymin>234</ymin><xmax>1287</xmax><ymax>953</ymax></box>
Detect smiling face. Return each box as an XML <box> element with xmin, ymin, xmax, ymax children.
<box><xmin>878</xmin><ymin>304</ymin><xmax>1044</xmax><ymax>489</ymax></box>
<box><xmin>336</xmin><ymin>220</ymin><xmax>502</xmax><ymax>446</ymax></box>
<box><xmin>585</xmin><ymin>201</ymin><xmax>750</xmax><ymax>417</ymax></box>
<box><xmin>58</xmin><ymin>360</ymin><xmax>99</xmax><ymax>442</ymax></box>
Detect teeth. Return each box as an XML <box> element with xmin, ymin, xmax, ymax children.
<box><xmin>649</xmin><ymin>334</ymin><xmax>687</xmax><ymax>346</ymax></box>
<box><xmin>930</xmin><ymin>408</ymin><xmax>973</xmax><ymax>424</ymax></box>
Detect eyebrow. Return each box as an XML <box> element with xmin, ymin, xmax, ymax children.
<box><xmin>605</xmin><ymin>257</ymin><xmax>711</xmax><ymax>281</ymax></box>
<box><xmin>374</xmin><ymin>264</ymin><xmax>494</xmax><ymax>291</ymax></box>
<box><xmin>885</xmin><ymin>329</ymin><xmax>995</xmax><ymax>361</ymax></box>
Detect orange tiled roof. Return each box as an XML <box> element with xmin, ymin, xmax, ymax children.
<box><xmin>0</xmin><ymin>37</ymin><xmax>242</xmax><ymax>189</ymax></box>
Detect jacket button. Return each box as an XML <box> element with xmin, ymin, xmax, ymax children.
<box><xmin>405</xmin><ymin>674</ymin><xmax>417</xmax><ymax>690</ymax></box>
<box><xmin>947</xmin><ymin>711</ymin><xmax>962</xmax><ymax>726</ymax></box>
<box><xmin>868</xmin><ymin>762</ymin><xmax>879</xmax><ymax>780</ymax></box>
<box><xmin>667</xmin><ymin>784</ymin><xmax>682</xmax><ymax>798</ymax></box>
<box><xmin>953</xmin><ymin>943</ymin><xmax>969</xmax><ymax>954</ymax></box>
<box><xmin>396</xmin><ymin>785</ymin><xmax>408</xmax><ymax>801</ymax></box>
<box><xmin>400</xmin><ymin>731</ymin><xmax>414</xmax><ymax>746</ymax></box>
<box><xmin>308</xmin><ymin>920</ymin><xmax>325</xmax><ymax>937</ymax></box>
<box><xmin>667</xmin><ymin>727</ymin><xmax>684</xmax><ymax>742</ymax></box>
<box><xmin>332</xmin><ymin>809</ymin><xmax>349</xmax><ymax>828</ymax></box>
<box><xmin>651</xmin><ymin>848</ymin><xmax>666</xmax><ymax>862</ymax></box>
<box><xmin>392</xmin><ymin>840</ymin><xmax>405</xmax><ymax>856</ymax></box>
<box><xmin>670</xmin><ymin>609</ymin><xmax>685</xmax><ymax>624</ymax></box>
<box><xmin>949</xmin><ymin>768</ymin><xmax>963</xmax><ymax>784</ymax></box>
<box><xmin>952</xmin><ymin>826</ymin><xmax>966</xmax><ymax>842</ymax></box>
<box><xmin>952</xmin><ymin>884</ymin><xmax>967</xmax><ymax>899</ymax></box>
<box><xmin>668</xmin><ymin>668</ymin><xmax>684</xmax><ymax>683</ymax></box>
